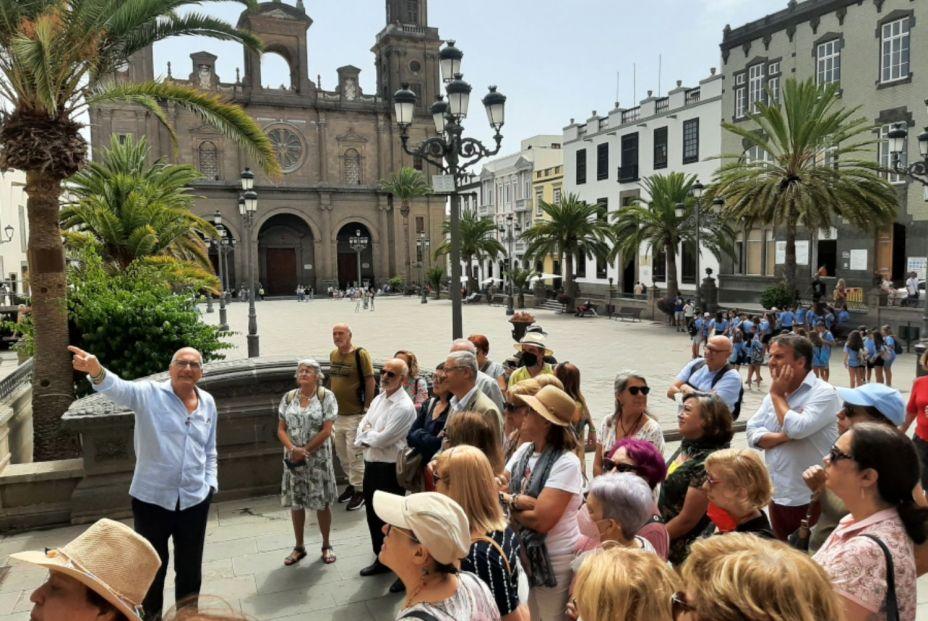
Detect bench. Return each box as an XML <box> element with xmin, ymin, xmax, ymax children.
<box><xmin>462</xmin><ymin>293</ymin><xmax>482</xmax><ymax>304</ymax></box>
<box><xmin>574</xmin><ymin>303</ymin><xmax>598</xmax><ymax>318</ymax></box>
<box><xmin>614</xmin><ymin>306</ymin><xmax>643</xmax><ymax>322</ymax></box>
<box><xmin>489</xmin><ymin>294</ymin><xmax>508</xmax><ymax>306</ymax></box>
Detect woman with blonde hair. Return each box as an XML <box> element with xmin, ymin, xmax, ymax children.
<box><xmin>434</xmin><ymin>446</ymin><xmax>527</xmax><ymax>621</ymax></box>
<box><xmin>676</xmin><ymin>533</ymin><xmax>843</xmax><ymax>621</ymax></box>
<box><xmin>444</xmin><ymin>411</ymin><xmax>505</xmax><ymax>475</ymax></box>
<box><xmin>700</xmin><ymin>448</ymin><xmax>774</xmax><ymax>538</ymax></box>
<box><xmin>571</xmin><ymin>546</ymin><xmax>679</xmax><ymax>621</ymax></box>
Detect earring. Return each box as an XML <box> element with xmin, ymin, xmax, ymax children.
<box><xmin>421</xmin><ymin>567</ymin><xmax>431</xmax><ymax>577</ymax></box>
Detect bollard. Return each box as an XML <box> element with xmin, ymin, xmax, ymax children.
<box><xmin>916</xmin><ymin>343</ymin><xmax>927</xmax><ymax>378</ymax></box>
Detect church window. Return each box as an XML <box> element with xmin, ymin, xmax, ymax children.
<box><xmin>267</xmin><ymin>126</ymin><xmax>305</xmax><ymax>173</ymax></box>
<box><xmin>344</xmin><ymin>149</ymin><xmax>362</xmax><ymax>185</ymax></box>
<box><xmin>198</xmin><ymin>141</ymin><xmax>219</xmax><ymax>179</ymax></box>
<box><xmin>406</xmin><ymin>0</ymin><xmax>419</xmax><ymax>23</ymax></box>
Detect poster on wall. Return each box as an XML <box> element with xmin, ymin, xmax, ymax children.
<box><xmin>907</xmin><ymin>257</ymin><xmax>928</xmax><ymax>280</ymax></box>
<box><xmin>639</xmin><ymin>265</ymin><xmax>652</xmax><ymax>286</ymax></box>
<box><xmin>774</xmin><ymin>241</ymin><xmax>809</xmax><ymax>265</ymax></box>
<box><xmin>849</xmin><ymin>249</ymin><xmax>868</xmax><ymax>271</ymax></box>
<box><xmin>775</xmin><ymin>241</ymin><xmax>785</xmax><ymax>264</ymax></box>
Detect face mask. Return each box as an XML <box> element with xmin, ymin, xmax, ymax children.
<box><xmin>577</xmin><ymin>503</ymin><xmax>601</xmax><ymax>545</ymax></box>
<box><xmin>707</xmin><ymin>501</ymin><xmax>739</xmax><ymax>533</ymax></box>
<box><xmin>521</xmin><ymin>352</ymin><xmax>538</xmax><ymax>367</ymax></box>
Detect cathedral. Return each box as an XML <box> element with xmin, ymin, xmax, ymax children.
<box><xmin>89</xmin><ymin>0</ymin><xmax>445</xmax><ymax>294</ymax></box>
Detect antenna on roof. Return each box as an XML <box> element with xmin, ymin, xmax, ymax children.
<box><xmin>615</xmin><ymin>71</ymin><xmax>620</xmax><ymax>108</ymax></box>
<box><xmin>658</xmin><ymin>54</ymin><xmax>662</xmax><ymax>97</ymax></box>
<box><xmin>633</xmin><ymin>63</ymin><xmax>637</xmax><ymax>104</ymax></box>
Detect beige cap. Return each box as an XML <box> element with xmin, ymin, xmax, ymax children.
<box><xmin>373</xmin><ymin>491</ymin><xmax>471</xmax><ymax>565</ymax></box>
<box><xmin>514</xmin><ymin>332</ymin><xmax>554</xmax><ymax>357</ymax></box>
<box><xmin>10</xmin><ymin>518</ymin><xmax>160</xmax><ymax>621</ymax></box>
<box><xmin>515</xmin><ymin>385</ymin><xmax>575</xmax><ymax>427</ymax></box>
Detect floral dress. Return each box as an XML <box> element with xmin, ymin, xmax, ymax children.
<box><xmin>279</xmin><ymin>388</ymin><xmax>338</xmax><ymax>511</ymax></box>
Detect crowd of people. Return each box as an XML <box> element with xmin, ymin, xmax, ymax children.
<box><xmin>16</xmin><ymin>315</ymin><xmax>928</xmax><ymax>621</ymax></box>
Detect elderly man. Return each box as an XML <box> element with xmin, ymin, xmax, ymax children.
<box><xmin>354</xmin><ymin>357</ymin><xmax>417</xmax><ymax>586</ymax></box>
<box><xmin>746</xmin><ymin>334</ymin><xmax>840</xmax><ymax>541</ymax></box>
<box><xmin>450</xmin><ymin>338</ymin><xmax>505</xmax><ymax>410</ymax></box>
<box><xmin>444</xmin><ymin>350</ymin><xmax>504</xmax><ymax>443</ymax></box>
<box><xmin>667</xmin><ymin>335</ymin><xmax>743</xmax><ymax>418</ymax></box>
<box><xmin>508</xmin><ymin>332</ymin><xmax>554</xmax><ymax>387</ymax></box>
<box><xmin>68</xmin><ymin>345</ymin><xmax>217</xmax><ymax>620</ymax></box>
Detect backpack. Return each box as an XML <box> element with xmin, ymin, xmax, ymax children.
<box><xmin>687</xmin><ymin>360</ymin><xmax>744</xmax><ymax>420</ymax></box>
<box><xmin>688</xmin><ymin>322</ymin><xmax>699</xmax><ymax>337</ymax></box>
<box><xmin>893</xmin><ymin>338</ymin><xmax>903</xmax><ymax>355</ymax></box>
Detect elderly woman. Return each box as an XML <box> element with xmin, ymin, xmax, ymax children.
<box><xmin>276</xmin><ymin>359</ymin><xmax>338</xmax><ymax>566</ymax></box>
<box><xmin>700</xmin><ymin>448</ymin><xmax>774</xmax><ymax>538</ymax></box>
<box><xmin>579</xmin><ymin>472</ymin><xmax>656</xmax><ymax>555</ymax></box>
<box><xmin>500</xmin><ymin>385</ymin><xmax>582</xmax><ymax>621</ymax></box>
<box><xmin>374</xmin><ymin>491</ymin><xmax>500</xmax><ymax>620</ymax></box>
<box><xmin>813</xmin><ymin>423</ymin><xmax>928</xmax><ymax>621</ymax></box>
<box><xmin>676</xmin><ymin>533</ymin><xmax>843</xmax><ymax>621</ymax></box>
<box><xmin>434</xmin><ymin>446</ymin><xmax>527</xmax><ymax>621</ymax></box>
<box><xmin>605</xmin><ymin>439</ymin><xmax>669</xmax><ymax>559</ymax></box>
<box><xmin>594</xmin><ymin>371</ymin><xmax>665</xmax><ymax>477</ymax></box>
<box><xmin>572</xmin><ymin>547</ymin><xmax>679</xmax><ymax>621</ymax></box>
<box><xmin>407</xmin><ymin>363</ymin><xmax>452</xmax><ymax>491</ymax></box>
<box><xmin>395</xmin><ymin>349</ymin><xmax>429</xmax><ymax>410</ymax></box>
<box><xmin>659</xmin><ymin>393</ymin><xmax>733</xmax><ymax>565</ymax></box>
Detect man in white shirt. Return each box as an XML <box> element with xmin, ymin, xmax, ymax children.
<box><xmin>906</xmin><ymin>271</ymin><xmax>920</xmax><ymax>307</ymax></box>
<box><xmin>445</xmin><ymin>351</ymin><xmax>504</xmax><ymax>443</ymax></box>
<box><xmin>746</xmin><ymin>334</ymin><xmax>839</xmax><ymax>541</ymax></box>
<box><xmin>355</xmin><ymin>357</ymin><xmax>417</xmax><ymax>580</ymax></box>
<box><xmin>450</xmin><ymin>338</ymin><xmax>505</xmax><ymax>410</ymax></box>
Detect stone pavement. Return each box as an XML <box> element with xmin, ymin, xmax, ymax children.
<box><xmin>2</xmin><ymin>297</ymin><xmax>927</xmax><ymax>619</ymax></box>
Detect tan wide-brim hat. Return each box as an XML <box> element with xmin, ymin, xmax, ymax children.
<box><xmin>514</xmin><ymin>332</ymin><xmax>554</xmax><ymax>357</ymax></box>
<box><xmin>515</xmin><ymin>385</ymin><xmax>575</xmax><ymax>427</ymax></box>
<box><xmin>373</xmin><ymin>491</ymin><xmax>470</xmax><ymax>565</ymax></box>
<box><xmin>10</xmin><ymin>518</ymin><xmax>160</xmax><ymax>621</ymax></box>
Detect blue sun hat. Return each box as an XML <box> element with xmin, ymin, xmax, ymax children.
<box><xmin>835</xmin><ymin>384</ymin><xmax>905</xmax><ymax>426</ymax></box>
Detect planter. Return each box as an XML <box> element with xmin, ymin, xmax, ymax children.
<box><xmin>510</xmin><ymin>320</ymin><xmax>532</xmax><ymax>342</ymax></box>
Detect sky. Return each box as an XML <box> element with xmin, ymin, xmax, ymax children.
<box><xmin>157</xmin><ymin>0</ymin><xmax>790</xmax><ymax>152</ymax></box>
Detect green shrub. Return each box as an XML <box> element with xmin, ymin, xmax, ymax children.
<box><xmin>760</xmin><ymin>284</ymin><xmax>796</xmax><ymax>310</ymax></box>
<box><xmin>388</xmin><ymin>276</ymin><xmax>404</xmax><ymax>289</ymax></box>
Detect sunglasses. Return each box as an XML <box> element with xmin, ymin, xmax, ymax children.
<box><xmin>504</xmin><ymin>402</ymin><xmax>525</xmax><ymax>412</ymax></box>
<box><xmin>827</xmin><ymin>445</ymin><xmax>854</xmax><ymax>464</ymax></box>
<box><xmin>603</xmin><ymin>459</ymin><xmax>638</xmax><ymax>474</ymax></box>
<box><xmin>380</xmin><ymin>369</ymin><xmax>397</xmax><ymax>379</ymax></box>
<box><xmin>626</xmin><ymin>386</ymin><xmax>650</xmax><ymax>396</ymax></box>
<box><xmin>385</xmin><ymin>524</ymin><xmax>420</xmax><ymax>543</ymax></box>
<box><xmin>671</xmin><ymin>592</ymin><xmax>696</xmax><ymax>619</ymax></box>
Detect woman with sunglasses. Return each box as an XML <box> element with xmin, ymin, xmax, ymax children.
<box><xmin>676</xmin><ymin>533</ymin><xmax>843</xmax><ymax>621</ymax></box>
<box><xmin>699</xmin><ymin>448</ymin><xmax>774</xmax><ymax>539</ymax></box>
<box><xmin>594</xmin><ymin>371</ymin><xmax>665</xmax><ymax>477</ymax></box>
<box><xmin>407</xmin><ymin>363</ymin><xmax>452</xmax><ymax>491</ymax></box>
<box><xmin>659</xmin><ymin>393</ymin><xmax>733</xmax><ymax>565</ymax></box>
<box><xmin>604</xmin><ymin>439</ymin><xmax>669</xmax><ymax>559</ymax></box>
<box><xmin>812</xmin><ymin>423</ymin><xmax>928</xmax><ymax>621</ymax></box>
<box><xmin>504</xmin><ymin>380</ymin><xmax>541</xmax><ymax>461</ymax></box>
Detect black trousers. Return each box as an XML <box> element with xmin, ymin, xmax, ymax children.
<box><xmin>363</xmin><ymin>460</ymin><xmax>405</xmax><ymax>556</ymax></box>
<box><xmin>132</xmin><ymin>493</ymin><xmax>212</xmax><ymax>620</ymax></box>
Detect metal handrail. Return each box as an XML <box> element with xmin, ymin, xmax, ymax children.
<box><xmin>0</xmin><ymin>358</ymin><xmax>32</xmax><ymax>401</ymax></box>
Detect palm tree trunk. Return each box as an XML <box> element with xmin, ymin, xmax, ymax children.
<box><xmin>402</xmin><ymin>200</ymin><xmax>411</xmax><ymax>286</ymax></box>
<box><xmin>26</xmin><ymin>171</ymin><xmax>79</xmax><ymax>461</ymax></box>
<box><xmin>784</xmin><ymin>224</ymin><xmax>798</xmax><ymax>301</ymax></box>
<box><xmin>564</xmin><ymin>250</ymin><xmax>576</xmax><ymax>312</ymax></box>
<box><xmin>665</xmin><ymin>241</ymin><xmax>679</xmax><ymax>298</ymax></box>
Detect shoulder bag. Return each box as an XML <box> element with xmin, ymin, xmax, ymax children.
<box><xmin>861</xmin><ymin>534</ymin><xmax>900</xmax><ymax>621</ymax></box>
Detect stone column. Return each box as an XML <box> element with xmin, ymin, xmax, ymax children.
<box><xmin>378</xmin><ymin>196</ymin><xmax>391</xmax><ymax>283</ymax></box>
<box><xmin>317</xmin><ymin>112</ymin><xmax>328</xmax><ymax>182</ymax></box>
<box><xmin>319</xmin><ymin>192</ymin><xmax>334</xmax><ymax>284</ymax></box>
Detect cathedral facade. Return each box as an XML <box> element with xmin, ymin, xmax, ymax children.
<box><xmin>90</xmin><ymin>0</ymin><xmax>446</xmax><ymax>294</ymax></box>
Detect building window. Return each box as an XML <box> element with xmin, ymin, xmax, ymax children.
<box><xmin>816</xmin><ymin>40</ymin><xmax>841</xmax><ymax>86</ymax></box>
<box><xmin>879</xmin><ymin>124</ymin><xmax>907</xmax><ymax>184</ymax></box>
<box><xmin>682</xmin><ymin>119</ymin><xmax>699</xmax><ymax>164</ymax></box>
<box><xmin>596</xmin><ymin>257</ymin><xmax>608</xmax><ymax>279</ymax></box>
<box><xmin>768</xmin><ymin>76</ymin><xmax>780</xmax><ymax>103</ymax></box>
<box><xmin>596</xmin><ymin>143</ymin><xmax>609</xmax><ymax>181</ymax></box>
<box><xmin>343</xmin><ymin>148</ymin><xmax>361</xmax><ymax>185</ymax></box>
<box><xmin>596</xmin><ymin>198</ymin><xmax>608</xmax><ymax>221</ymax></box>
<box><xmin>748</xmin><ymin>63</ymin><xmax>765</xmax><ymax>112</ymax></box>
<box><xmin>881</xmin><ymin>17</ymin><xmax>910</xmax><ymax>83</ymax></box>
<box><xmin>652</xmin><ymin>248</ymin><xmax>666</xmax><ymax>281</ymax></box>
<box><xmin>413</xmin><ymin>156</ymin><xmax>423</xmax><ymax>171</ymax></box>
<box><xmin>653</xmin><ymin>126</ymin><xmax>668</xmax><ymax>169</ymax></box>
<box><xmin>734</xmin><ymin>72</ymin><xmax>746</xmax><ymax>119</ymax></box>
<box><xmin>575</xmin><ymin>251</ymin><xmax>586</xmax><ymax>278</ymax></box>
<box><xmin>746</xmin><ymin>229</ymin><xmax>763</xmax><ymax>275</ymax></box>
<box><xmin>405</xmin><ymin>0</ymin><xmax>418</xmax><ymax>23</ymax></box>
<box><xmin>415</xmin><ymin>216</ymin><xmax>424</xmax><ymax>234</ymax></box>
<box><xmin>681</xmin><ymin>241</ymin><xmax>697</xmax><ymax>284</ymax></box>
<box><xmin>535</xmin><ymin>189</ymin><xmax>544</xmax><ymax>216</ymax></box>
<box><xmin>197</xmin><ymin>141</ymin><xmax>219</xmax><ymax>179</ymax></box>
<box><xmin>576</xmin><ymin>149</ymin><xmax>587</xmax><ymax>185</ymax></box>
<box><xmin>768</xmin><ymin>61</ymin><xmax>780</xmax><ymax>75</ymax></box>
<box><xmin>553</xmin><ymin>186</ymin><xmax>562</xmax><ymax>204</ymax></box>
<box><xmin>619</xmin><ymin>133</ymin><xmax>639</xmax><ymax>182</ymax></box>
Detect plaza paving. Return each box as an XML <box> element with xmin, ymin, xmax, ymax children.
<box><xmin>1</xmin><ymin>296</ymin><xmax>928</xmax><ymax>619</ymax></box>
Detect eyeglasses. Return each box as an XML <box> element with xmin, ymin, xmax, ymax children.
<box><xmin>380</xmin><ymin>369</ymin><xmax>397</xmax><ymax>379</ymax></box>
<box><xmin>504</xmin><ymin>402</ymin><xmax>525</xmax><ymax>412</ymax></box>
<box><xmin>705</xmin><ymin>346</ymin><xmax>728</xmax><ymax>354</ymax></box>
<box><xmin>827</xmin><ymin>445</ymin><xmax>855</xmax><ymax>464</ymax></box>
<box><xmin>671</xmin><ymin>592</ymin><xmax>696</xmax><ymax>619</ymax></box>
<box><xmin>385</xmin><ymin>524</ymin><xmax>420</xmax><ymax>543</ymax></box>
<box><xmin>704</xmin><ymin>474</ymin><xmax>723</xmax><ymax>487</ymax></box>
<box><xmin>173</xmin><ymin>360</ymin><xmax>202</xmax><ymax>370</ymax></box>
<box><xmin>445</xmin><ymin>366</ymin><xmax>465</xmax><ymax>373</ymax></box>
<box><xmin>626</xmin><ymin>386</ymin><xmax>650</xmax><ymax>396</ymax></box>
<box><xmin>603</xmin><ymin>459</ymin><xmax>638</xmax><ymax>474</ymax></box>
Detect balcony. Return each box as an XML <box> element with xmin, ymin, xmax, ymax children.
<box><xmin>514</xmin><ymin>240</ymin><xmax>527</xmax><ymax>254</ymax></box>
<box><xmin>655</xmin><ymin>98</ymin><xmax>669</xmax><ymax>113</ymax></box>
<box><xmin>621</xmin><ymin>107</ymin><xmax>640</xmax><ymax>123</ymax></box>
<box><xmin>514</xmin><ymin>198</ymin><xmax>530</xmax><ymax>212</ymax></box>
<box><xmin>478</xmin><ymin>204</ymin><xmax>494</xmax><ymax>217</ymax></box>
<box><xmin>617</xmin><ymin>164</ymin><xmax>639</xmax><ymax>183</ymax></box>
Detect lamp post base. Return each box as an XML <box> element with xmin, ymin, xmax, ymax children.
<box><xmin>206</xmin><ymin>295</ymin><xmax>214</xmax><ymax>313</ymax></box>
<box><xmin>247</xmin><ymin>333</ymin><xmax>260</xmax><ymax>358</ymax></box>
<box><xmin>420</xmin><ymin>290</ymin><xmax>428</xmax><ymax>304</ymax></box>
<box><xmin>219</xmin><ymin>304</ymin><xmax>228</xmax><ymax>331</ymax></box>
<box><xmin>505</xmin><ymin>296</ymin><xmax>514</xmax><ymax>316</ymax></box>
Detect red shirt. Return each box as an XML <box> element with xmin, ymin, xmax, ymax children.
<box><xmin>906</xmin><ymin>376</ymin><xmax>928</xmax><ymax>441</ymax></box>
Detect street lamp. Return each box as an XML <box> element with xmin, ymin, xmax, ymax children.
<box><xmin>499</xmin><ymin>213</ymin><xmax>521</xmax><ymax>316</ymax></box>
<box><xmin>348</xmin><ymin>229</ymin><xmax>369</xmax><ymax>289</ymax></box>
<box><xmin>675</xmin><ymin>182</ymin><xmax>720</xmax><ymax>314</ymax></box>
<box><xmin>212</xmin><ymin>210</ymin><xmax>229</xmax><ymax>331</ymax></box>
<box><xmin>0</xmin><ymin>225</ymin><xmax>14</xmax><ymax>244</ymax></box>
<box><xmin>239</xmin><ymin>168</ymin><xmax>259</xmax><ymax>357</ymax></box>
<box><xmin>392</xmin><ymin>39</ymin><xmax>506</xmax><ymax>339</ymax></box>
<box><xmin>417</xmin><ymin>232</ymin><xmax>431</xmax><ymax>304</ymax></box>
<box><xmin>887</xmin><ymin>106</ymin><xmax>928</xmax><ymax>186</ymax></box>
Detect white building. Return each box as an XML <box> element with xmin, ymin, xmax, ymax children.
<box><xmin>0</xmin><ymin>169</ymin><xmax>29</xmax><ymax>303</ymax></box>
<box><xmin>562</xmin><ymin>69</ymin><xmax>722</xmax><ymax>297</ymax></box>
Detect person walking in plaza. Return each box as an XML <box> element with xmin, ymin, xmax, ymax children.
<box><xmin>450</xmin><ymin>338</ymin><xmax>505</xmax><ymax>411</ymax></box>
<box><xmin>906</xmin><ymin>270</ymin><xmax>920</xmax><ymax>307</ymax></box>
<box><xmin>68</xmin><ymin>345</ymin><xmax>218</xmax><ymax>620</ymax></box>
<box><xmin>813</xmin><ymin>321</ymin><xmax>836</xmax><ymax>381</ymax></box>
<box><xmin>277</xmin><ymin>359</ymin><xmax>338</xmax><ymax>566</ymax></box>
<box><xmin>667</xmin><ymin>336</ymin><xmax>742</xmax><ymax>417</ymax></box>
<box><xmin>508</xmin><ymin>333</ymin><xmax>555</xmax><ymax>387</ymax></box>
<box><xmin>688</xmin><ymin>313</ymin><xmax>709</xmax><ymax>359</ymax></box>
<box><xmin>445</xmin><ymin>350</ymin><xmax>504</xmax><ymax>443</ymax></box>
<box><xmin>881</xmin><ymin>325</ymin><xmax>899</xmax><ymax>387</ymax></box>
<box><xmin>329</xmin><ymin>323</ymin><xmax>376</xmax><ymax>512</ymax></box>
<box><xmin>745</xmin><ymin>334</ymin><xmax>840</xmax><ymax>541</ymax></box>
<box><xmin>682</xmin><ymin>299</ymin><xmax>695</xmax><ymax>331</ymax></box>
<box><xmin>355</xmin><ymin>357</ymin><xmax>417</xmax><ymax>588</ymax></box>
<box><xmin>594</xmin><ymin>371</ymin><xmax>665</xmax><ymax>477</ymax></box>
<box><xmin>844</xmin><ymin>329</ymin><xmax>866</xmax><ymax>388</ymax></box>
<box><xmin>11</xmin><ymin>518</ymin><xmax>162</xmax><ymax>621</ymax></box>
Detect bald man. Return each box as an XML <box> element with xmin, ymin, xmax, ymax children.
<box><xmin>69</xmin><ymin>344</ymin><xmax>217</xmax><ymax>620</ymax></box>
<box><xmin>667</xmin><ymin>335</ymin><xmax>744</xmax><ymax>417</ymax></box>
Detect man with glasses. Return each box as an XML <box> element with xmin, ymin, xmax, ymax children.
<box><xmin>353</xmin><ymin>357</ymin><xmax>416</xmax><ymax>588</ymax></box>
<box><xmin>667</xmin><ymin>335</ymin><xmax>742</xmax><ymax>416</ymax></box>
<box><xmin>68</xmin><ymin>344</ymin><xmax>217</xmax><ymax>620</ymax></box>
<box><xmin>444</xmin><ymin>351</ymin><xmax>504</xmax><ymax>443</ymax></box>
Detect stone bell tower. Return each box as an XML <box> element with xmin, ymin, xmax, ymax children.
<box><xmin>371</xmin><ymin>0</ymin><xmax>441</xmax><ymax>105</ymax></box>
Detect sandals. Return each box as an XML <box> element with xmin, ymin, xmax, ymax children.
<box><xmin>283</xmin><ymin>546</ymin><xmax>307</xmax><ymax>566</ymax></box>
<box><xmin>322</xmin><ymin>546</ymin><xmax>336</xmax><ymax>564</ymax></box>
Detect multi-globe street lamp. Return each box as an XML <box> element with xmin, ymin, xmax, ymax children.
<box><xmin>499</xmin><ymin>213</ymin><xmax>521</xmax><ymax>316</ymax></box>
<box><xmin>392</xmin><ymin>40</ymin><xmax>507</xmax><ymax>339</ymax></box>
<box><xmin>675</xmin><ymin>181</ymin><xmax>722</xmax><ymax>313</ymax></box>
<box><xmin>238</xmin><ymin>167</ymin><xmax>259</xmax><ymax>357</ymax></box>
<box><xmin>348</xmin><ymin>229</ymin><xmax>369</xmax><ymax>289</ymax></box>
<box><xmin>417</xmin><ymin>232</ymin><xmax>431</xmax><ymax>304</ymax></box>
<box><xmin>211</xmin><ymin>210</ymin><xmax>230</xmax><ymax>331</ymax></box>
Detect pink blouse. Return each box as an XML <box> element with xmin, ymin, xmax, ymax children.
<box><xmin>813</xmin><ymin>508</ymin><xmax>915</xmax><ymax>621</ymax></box>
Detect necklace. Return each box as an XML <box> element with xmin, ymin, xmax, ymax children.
<box><xmin>404</xmin><ymin>574</ymin><xmax>449</xmax><ymax>608</ymax></box>
<box><xmin>618</xmin><ymin>411</ymin><xmax>645</xmax><ymax>438</ymax></box>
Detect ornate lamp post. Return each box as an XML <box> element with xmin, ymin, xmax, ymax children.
<box><xmin>392</xmin><ymin>40</ymin><xmax>507</xmax><ymax>339</ymax></box>
<box><xmin>239</xmin><ymin>168</ymin><xmax>259</xmax><ymax>357</ymax></box>
<box><xmin>499</xmin><ymin>213</ymin><xmax>521</xmax><ymax>316</ymax></box>
<box><xmin>417</xmin><ymin>232</ymin><xmax>431</xmax><ymax>304</ymax></box>
<box><xmin>675</xmin><ymin>182</ymin><xmax>722</xmax><ymax>313</ymax></box>
<box><xmin>212</xmin><ymin>210</ymin><xmax>229</xmax><ymax>330</ymax></box>
<box><xmin>887</xmin><ymin>109</ymin><xmax>928</xmax><ymax>187</ymax></box>
<box><xmin>348</xmin><ymin>229</ymin><xmax>369</xmax><ymax>289</ymax></box>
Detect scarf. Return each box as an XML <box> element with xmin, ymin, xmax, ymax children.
<box><xmin>509</xmin><ymin>443</ymin><xmax>564</xmax><ymax>499</ymax></box>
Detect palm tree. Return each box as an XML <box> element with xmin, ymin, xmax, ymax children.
<box><xmin>0</xmin><ymin>0</ymin><xmax>280</xmax><ymax>460</ymax></box>
<box><xmin>713</xmin><ymin>78</ymin><xmax>897</xmax><ymax>298</ymax></box>
<box><xmin>510</xmin><ymin>267</ymin><xmax>537</xmax><ymax>309</ymax></box>
<box><xmin>521</xmin><ymin>194</ymin><xmax>612</xmax><ymax>312</ymax></box>
<box><xmin>434</xmin><ymin>209</ymin><xmax>504</xmax><ymax>294</ymax></box>
<box><xmin>610</xmin><ymin>172</ymin><xmax>735</xmax><ymax>299</ymax></box>
<box><xmin>380</xmin><ymin>167</ymin><xmax>431</xmax><ymax>284</ymax></box>
<box><xmin>426</xmin><ymin>265</ymin><xmax>444</xmax><ymax>300</ymax></box>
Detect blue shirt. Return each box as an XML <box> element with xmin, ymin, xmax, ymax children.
<box><xmin>712</xmin><ymin>319</ymin><xmax>729</xmax><ymax>335</ymax></box>
<box><xmin>845</xmin><ymin>344</ymin><xmax>862</xmax><ymax>368</ymax></box>
<box><xmin>837</xmin><ymin>310</ymin><xmax>850</xmax><ymax>324</ymax></box>
<box><xmin>759</xmin><ymin>320</ymin><xmax>771</xmax><ymax>335</ymax></box>
<box><xmin>676</xmin><ymin>358</ymin><xmax>742</xmax><ymax>413</ymax></box>
<box><xmin>742</xmin><ymin>320</ymin><xmax>755</xmax><ymax>335</ymax></box>
<box><xmin>796</xmin><ymin>308</ymin><xmax>807</xmax><ymax>325</ymax></box>
<box><xmin>779</xmin><ymin>311</ymin><xmax>794</xmax><ymax>328</ymax></box>
<box><xmin>93</xmin><ymin>371</ymin><xmax>219</xmax><ymax>511</ymax></box>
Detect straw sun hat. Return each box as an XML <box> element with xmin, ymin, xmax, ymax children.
<box><xmin>514</xmin><ymin>385</ymin><xmax>575</xmax><ymax>427</ymax></box>
<box><xmin>10</xmin><ymin>518</ymin><xmax>161</xmax><ymax>621</ymax></box>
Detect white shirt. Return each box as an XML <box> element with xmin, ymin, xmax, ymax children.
<box><xmin>449</xmin><ymin>385</ymin><xmax>481</xmax><ymax>414</ymax></box>
<box><xmin>907</xmin><ymin>277</ymin><xmax>919</xmax><ymax>296</ymax></box>
<box><xmin>354</xmin><ymin>387</ymin><xmax>416</xmax><ymax>463</ymax></box>
<box><xmin>746</xmin><ymin>371</ymin><xmax>839</xmax><ymax>506</ymax></box>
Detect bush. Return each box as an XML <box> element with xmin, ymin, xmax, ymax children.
<box><xmin>760</xmin><ymin>284</ymin><xmax>796</xmax><ymax>310</ymax></box>
<box><xmin>388</xmin><ymin>276</ymin><xmax>404</xmax><ymax>290</ymax></box>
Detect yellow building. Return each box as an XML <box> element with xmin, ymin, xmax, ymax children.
<box><xmin>531</xmin><ymin>164</ymin><xmax>563</xmax><ymax>286</ymax></box>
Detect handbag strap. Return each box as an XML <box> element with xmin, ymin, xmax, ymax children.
<box><xmin>472</xmin><ymin>534</ymin><xmax>512</xmax><ymax>575</ymax></box>
<box><xmin>861</xmin><ymin>534</ymin><xmax>900</xmax><ymax>621</ymax></box>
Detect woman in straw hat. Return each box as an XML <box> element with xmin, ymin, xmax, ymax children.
<box><xmin>499</xmin><ymin>385</ymin><xmax>582</xmax><ymax>621</ymax></box>
<box><xmin>10</xmin><ymin>518</ymin><xmax>161</xmax><ymax>621</ymax></box>
<box><xmin>374</xmin><ymin>490</ymin><xmax>500</xmax><ymax>620</ymax></box>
